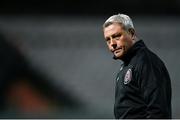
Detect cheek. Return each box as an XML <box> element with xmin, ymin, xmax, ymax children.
<box><xmin>120</xmin><ymin>36</ymin><xmax>133</xmax><ymax>48</ymax></box>
<box><xmin>116</xmin><ymin>37</ymin><xmax>127</xmax><ymax>46</ymax></box>
<box><xmin>125</xmin><ymin>39</ymin><xmax>134</xmax><ymax>49</ymax></box>
<box><xmin>106</xmin><ymin>43</ymin><xmax>112</xmax><ymax>50</ymax></box>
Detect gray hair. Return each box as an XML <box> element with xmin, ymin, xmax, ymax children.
<box><xmin>103</xmin><ymin>14</ymin><xmax>134</xmax><ymax>31</ymax></box>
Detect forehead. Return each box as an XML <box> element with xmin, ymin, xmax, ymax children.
<box><xmin>103</xmin><ymin>23</ymin><xmax>124</xmax><ymax>37</ymax></box>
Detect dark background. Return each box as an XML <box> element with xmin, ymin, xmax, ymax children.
<box><xmin>0</xmin><ymin>0</ymin><xmax>180</xmax><ymax>15</ymax></box>
<box><xmin>0</xmin><ymin>0</ymin><xmax>179</xmax><ymax>118</ymax></box>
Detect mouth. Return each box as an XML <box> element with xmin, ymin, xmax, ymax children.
<box><xmin>113</xmin><ymin>48</ymin><xmax>122</xmax><ymax>54</ymax></box>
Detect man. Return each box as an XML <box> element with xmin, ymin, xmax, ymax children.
<box><xmin>103</xmin><ymin>14</ymin><xmax>172</xmax><ymax>119</ymax></box>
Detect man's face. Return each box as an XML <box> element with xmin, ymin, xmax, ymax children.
<box><xmin>103</xmin><ymin>23</ymin><xmax>135</xmax><ymax>59</ymax></box>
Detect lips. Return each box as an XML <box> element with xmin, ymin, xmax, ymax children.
<box><xmin>113</xmin><ymin>48</ymin><xmax>122</xmax><ymax>54</ymax></box>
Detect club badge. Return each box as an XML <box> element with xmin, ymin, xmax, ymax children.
<box><xmin>124</xmin><ymin>69</ymin><xmax>132</xmax><ymax>84</ymax></box>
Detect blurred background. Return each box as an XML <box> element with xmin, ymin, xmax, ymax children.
<box><xmin>0</xmin><ymin>0</ymin><xmax>179</xmax><ymax>118</ymax></box>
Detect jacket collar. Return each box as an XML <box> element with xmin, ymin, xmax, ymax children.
<box><xmin>121</xmin><ymin>40</ymin><xmax>146</xmax><ymax>65</ymax></box>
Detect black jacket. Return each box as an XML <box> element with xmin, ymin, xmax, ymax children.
<box><xmin>114</xmin><ymin>40</ymin><xmax>172</xmax><ymax>119</ymax></box>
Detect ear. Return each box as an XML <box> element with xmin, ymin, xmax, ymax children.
<box><xmin>128</xmin><ymin>28</ymin><xmax>136</xmax><ymax>39</ymax></box>
<box><xmin>128</xmin><ymin>28</ymin><xmax>135</xmax><ymax>36</ymax></box>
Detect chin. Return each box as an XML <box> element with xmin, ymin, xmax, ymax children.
<box><xmin>116</xmin><ymin>54</ymin><xmax>123</xmax><ymax>58</ymax></box>
<box><xmin>114</xmin><ymin>52</ymin><xmax>127</xmax><ymax>59</ymax></box>
<box><xmin>113</xmin><ymin>55</ymin><xmax>123</xmax><ymax>60</ymax></box>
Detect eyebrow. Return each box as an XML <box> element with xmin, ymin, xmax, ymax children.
<box><xmin>112</xmin><ymin>33</ymin><xmax>121</xmax><ymax>38</ymax></box>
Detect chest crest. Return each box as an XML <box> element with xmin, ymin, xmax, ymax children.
<box><xmin>124</xmin><ymin>68</ymin><xmax>132</xmax><ymax>84</ymax></box>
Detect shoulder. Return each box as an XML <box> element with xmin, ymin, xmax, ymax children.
<box><xmin>134</xmin><ymin>47</ymin><xmax>164</xmax><ymax>68</ymax></box>
<box><xmin>130</xmin><ymin>47</ymin><xmax>167</xmax><ymax>80</ymax></box>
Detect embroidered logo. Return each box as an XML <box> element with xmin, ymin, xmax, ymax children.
<box><xmin>124</xmin><ymin>69</ymin><xmax>132</xmax><ymax>84</ymax></box>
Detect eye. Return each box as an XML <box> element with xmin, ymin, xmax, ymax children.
<box><xmin>114</xmin><ymin>36</ymin><xmax>120</xmax><ymax>40</ymax></box>
<box><xmin>105</xmin><ymin>38</ymin><xmax>111</xmax><ymax>44</ymax></box>
<box><xmin>105</xmin><ymin>37</ymin><xmax>110</xmax><ymax>42</ymax></box>
<box><xmin>113</xmin><ymin>33</ymin><xmax>121</xmax><ymax>40</ymax></box>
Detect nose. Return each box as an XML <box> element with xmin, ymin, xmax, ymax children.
<box><xmin>110</xmin><ymin>38</ymin><xmax>117</xmax><ymax>49</ymax></box>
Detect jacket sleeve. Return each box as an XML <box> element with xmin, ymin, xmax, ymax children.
<box><xmin>139</xmin><ymin>60</ymin><xmax>171</xmax><ymax>118</ymax></box>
